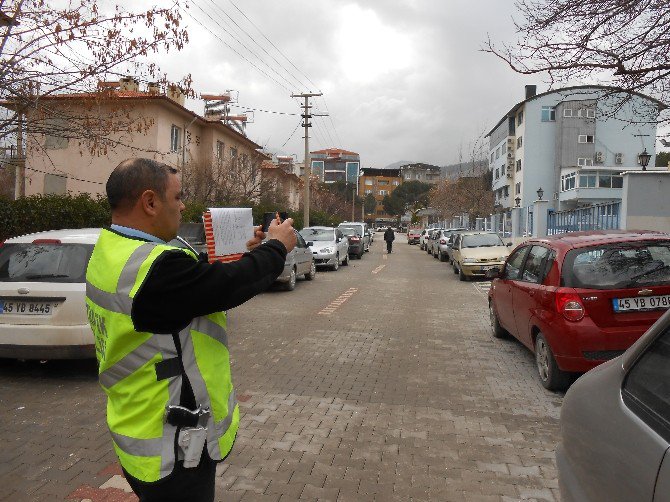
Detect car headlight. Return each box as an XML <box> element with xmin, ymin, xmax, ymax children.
<box><xmin>463</xmin><ymin>258</ymin><xmax>476</xmax><ymax>263</ymax></box>
<box><xmin>321</xmin><ymin>247</ymin><xmax>333</xmax><ymax>254</ymax></box>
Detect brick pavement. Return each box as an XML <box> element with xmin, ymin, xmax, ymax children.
<box><xmin>0</xmin><ymin>235</ymin><xmax>563</xmax><ymax>501</ymax></box>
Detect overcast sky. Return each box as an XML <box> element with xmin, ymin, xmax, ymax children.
<box><xmin>155</xmin><ymin>0</ymin><xmax>544</xmax><ymax>168</ymax></box>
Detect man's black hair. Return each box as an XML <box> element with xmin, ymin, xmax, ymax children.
<box><xmin>106</xmin><ymin>158</ymin><xmax>178</xmax><ymax>211</ymax></box>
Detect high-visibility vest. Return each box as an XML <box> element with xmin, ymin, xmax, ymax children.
<box><xmin>85</xmin><ymin>228</ymin><xmax>239</xmax><ymax>483</ymax></box>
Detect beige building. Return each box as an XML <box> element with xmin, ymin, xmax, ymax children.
<box><xmin>2</xmin><ymin>79</ymin><xmax>266</xmax><ymax>197</ymax></box>
<box><xmin>261</xmin><ymin>160</ymin><xmax>302</xmax><ymax>211</ymax></box>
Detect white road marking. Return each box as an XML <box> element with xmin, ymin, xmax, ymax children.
<box><xmin>473</xmin><ymin>281</ymin><xmax>492</xmax><ymax>297</ymax></box>
<box><xmin>318</xmin><ymin>287</ymin><xmax>359</xmax><ymax>315</ymax></box>
<box><xmin>372</xmin><ymin>264</ymin><xmax>386</xmax><ymax>275</ymax></box>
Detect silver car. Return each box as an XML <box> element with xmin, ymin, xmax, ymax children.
<box><xmin>300</xmin><ymin>226</ymin><xmax>349</xmax><ymax>271</ymax></box>
<box><xmin>274</xmin><ymin>230</ymin><xmax>316</xmax><ymax>291</ymax></box>
<box><xmin>557</xmin><ymin>308</ymin><xmax>670</xmax><ymax>502</ymax></box>
<box><xmin>436</xmin><ymin>228</ymin><xmax>467</xmax><ymax>262</ymax></box>
<box><xmin>338</xmin><ymin>222</ymin><xmax>370</xmax><ymax>252</ymax></box>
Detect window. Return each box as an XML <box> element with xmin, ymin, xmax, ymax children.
<box><xmin>491</xmin><ymin>152</ymin><xmax>495</xmax><ymax>164</ymax></box>
<box><xmin>515</xmin><ymin>182</ymin><xmax>521</xmax><ymax>195</ymax></box>
<box><xmin>495</xmin><ymin>168</ymin><xmax>499</xmax><ymax>180</ymax></box>
<box><xmin>379</xmin><ymin>190</ymin><xmax>388</xmax><ymax>196</ymax></box>
<box><xmin>170</xmin><ymin>125</ymin><xmax>181</xmax><ymax>152</ymax></box>
<box><xmin>230</xmin><ymin>147</ymin><xmax>238</xmax><ymax>165</ymax></box>
<box><xmin>578</xmin><ymin>158</ymin><xmax>594</xmax><ymax>167</ymax></box>
<box><xmin>577</xmin><ymin>109</ymin><xmax>583</xmax><ymax>118</ymax></box>
<box><xmin>517</xmin><ymin>136</ymin><xmax>523</xmax><ymax>149</ymax></box>
<box><xmin>579</xmin><ymin>174</ymin><xmax>597</xmax><ymax>188</ymax></box>
<box><xmin>587</xmin><ymin>109</ymin><xmax>596</xmax><ymax>119</ymax></box>
<box><xmin>365</xmin><ymin>179</ymin><xmax>373</xmax><ymax>185</ymax></box>
<box><xmin>517</xmin><ymin>111</ymin><xmax>524</xmax><ymax>126</ymax></box>
<box><xmin>405</xmin><ymin>174</ymin><xmax>411</xmax><ymax>180</ymax></box>
<box><xmin>623</xmin><ymin>325</ymin><xmax>670</xmax><ymax>442</ymax></box>
<box><xmin>392</xmin><ymin>180</ymin><xmax>399</xmax><ymax>186</ymax></box>
<box><xmin>502</xmin><ymin>144</ymin><xmax>506</xmax><ymax>154</ymax></box>
<box><xmin>503</xmin><ymin>185</ymin><xmax>509</xmax><ymax>197</ymax></box>
<box><xmin>564</xmin><ymin>109</ymin><xmax>573</xmax><ymax>118</ymax></box>
<box><xmin>216</xmin><ymin>140</ymin><xmax>224</xmax><ymax>160</ymax></box>
<box><xmin>364</xmin><ymin>189</ymin><xmax>373</xmax><ymax>195</ymax></box>
<box><xmin>503</xmin><ymin>246</ymin><xmax>529</xmax><ymax>280</ymax></box>
<box><xmin>599</xmin><ymin>174</ymin><xmax>612</xmax><ymax>188</ymax></box>
<box><xmin>561</xmin><ymin>172</ymin><xmax>576</xmax><ymax>191</ymax></box>
<box><xmin>378</xmin><ymin>180</ymin><xmax>389</xmax><ymax>186</ymax></box>
<box><xmin>501</xmin><ymin>165</ymin><xmax>506</xmax><ymax>175</ymax></box>
<box><xmin>522</xmin><ymin>246</ymin><xmax>551</xmax><ymax>283</ymax></box>
<box><xmin>516</xmin><ymin>159</ymin><xmax>522</xmax><ymax>172</ymax></box>
<box><xmin>541</xmin><ymin>106</ymin><xmax>556</xmax><ymax>122</ymax></box>
<box><xmin>578</xmin><ymin>135</ymin><xmax>594</xmax><ymax>143</ymax></box>
<box><xmin>496</xmin><ymin>147</ymin><xmax>500</xmax><ymax>159</ymax></box>
<box><xmin>612</xmin><ymin>174</ymin><xmax>624</xmax><ymax>188</ymax></box>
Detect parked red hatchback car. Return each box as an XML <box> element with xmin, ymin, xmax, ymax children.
<box><xmin>487</xmin><ymin>230</ymin><xmax>670</xmax><ymax>391</ymax></box>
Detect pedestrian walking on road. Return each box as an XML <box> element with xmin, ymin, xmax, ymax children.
<box><xmin>384</xmin><ymin>226</ymin><xmax>395</xmax><ymax>253</ymax></box>
<box><xmin>85</xmin><ymin>158</ymin><xmax>296</xmax><ymax>502</ymax></box>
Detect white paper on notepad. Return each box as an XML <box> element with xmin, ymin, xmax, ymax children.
<box><xmin>208</xmin><ymin>207</ymin><xmax>254</xmax><ymax>255</ymax></box>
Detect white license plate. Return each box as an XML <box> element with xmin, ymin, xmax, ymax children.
<box><xmin>613</xmin><ymin>295</ymin><xmax>670</xmax><ymax>312</ymax></box>
<box><xmin>480</xmin><ymin>265</ymin><xmax>496</xmax><ymax>271</ymax></box>
<box><xmin>0</xmin><ymin>301</ymin><xmax>57</xmax><ymax>315</ymax></box>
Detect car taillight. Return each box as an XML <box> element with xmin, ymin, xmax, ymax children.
<box><xmin>33</xmin><ymin>239</ymin><xmax>62</xmax><ymax>245</ymax></box>
<box><xmin>350</xmin><ymin>237</ymin><xmax>360</xmax><ymax>242</ymax></box>
<box><xmin>555</xmin><ymin>288</ymin><xmax>586</xmax><ymax>321</ymax></box>
<box><xmin>439</xmin><ymin>239</ymin><xmax>446</xmax><ymax>244</ymax></box>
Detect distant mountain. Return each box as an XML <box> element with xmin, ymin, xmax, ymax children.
<box><xmin>383</xmin><ymin>160</ymin><xmax>414</xmax><ymax>170</ymax></box>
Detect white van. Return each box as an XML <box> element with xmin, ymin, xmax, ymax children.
<box><xmin>337</xmin><ymin>221</ymin><xmax>370</xmax><ymax>252</ymax></box>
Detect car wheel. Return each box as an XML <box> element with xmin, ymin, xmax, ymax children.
<box><xmin>453</xmin><ymin>263</ymin><xmax>458</xmax><ymax>275</ymax></box>
<box><xmin>283</xmin><ymin>267</ymin><xmax>297</xmax><ymax>291</ymax></box>
<box><xmin>305</xmin><ymin>260</ymin><xmax>316</xmax><ymax>281</ymax></box>
<box><xmin>535</xmin><ymin>333</ymin><xmax>572</xmax><ymax>391</ymax></box>
<box><xmin>439</xmin><ymin>252</ymin><xmax>446</xmax><ymax>262</ymax></box>
<box><xmin>489</xmin><ymin>301</ymin><xmax>506</xmax><ymax>339</ymax></box>
<box><xmin>342</xmin><ymin>253</ymin><xmax>349</xmax><ymax>266</ymax></box>
<box><xmin>331</xmin><ymin>254</ymin><xmax>339</xmax><ymax>271</ymax></box>
<box><xmin>458</xmin><ymin>265</ymin><xmax>467</xmax><ymax>281</ymax></box>
<box><xmin>358</xmin><ymin>250</ymin><xmax>363</xmax><ymax>259</ymax></box>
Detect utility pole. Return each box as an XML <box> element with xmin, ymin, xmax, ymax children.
<box><xmin>14</xmin><ymin>112</ymin><xmax>23</xmax><ymax>198</ymax></box>
<box><xmin>291</xmin><ymin>92</ymin><xmax>323</xmax><ymax>228</ymax></box>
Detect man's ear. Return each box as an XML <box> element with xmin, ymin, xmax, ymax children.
<box><xmin>139</xmin><ymin>189</ymin><xmax>159</xmax><ymax>216</ymax></box>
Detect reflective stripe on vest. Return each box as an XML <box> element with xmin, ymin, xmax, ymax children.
<box><xmin>86</xmin><ymin>230</ymin><xmax>237</xmax><ymax>482</ymax></box>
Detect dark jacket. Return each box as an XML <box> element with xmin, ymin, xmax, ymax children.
<box><xmin>384</xmin><ymin>228</ymin><xmax>395</xmax><ymax>242</ymax></box>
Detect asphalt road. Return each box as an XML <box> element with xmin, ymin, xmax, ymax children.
<box><xmin>0</xmin><ymin>235</ymin><xmax>564</xmax><ymax>501</ymax></box>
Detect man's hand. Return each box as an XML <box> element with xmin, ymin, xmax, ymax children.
<box><xmin>267</xmin><ymin>217</ymin><xmax>296</xmax><ymax>252</ymax></box>
<box><xmin>246</xmin><ymin>225</ymin><xmax>265</xmax><ymax>251</ymax></box>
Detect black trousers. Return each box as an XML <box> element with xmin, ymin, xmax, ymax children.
<box><xmin>386</xmin><ymin>241</ymin><xmax>393</xmax><ymax>253</ymax></box>
<box><xmin>123</xmin><ymin>453</ymin><xmax>217</xmax><ymax>502</ymax></box>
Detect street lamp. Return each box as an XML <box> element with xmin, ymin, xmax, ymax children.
<box><xmin>515</xmin><ymin>196</ymin><xmax>521</xmax><ymax>207</ymax></box>
<box><xmin>638</xmin><ymin>149</ymin><xmax>652</xmax><ymax>171</ymax></box>
<box><xmin>536</xmin><ymin>187</ymin><xmax>544</xmax><ymax>200</ymax></box>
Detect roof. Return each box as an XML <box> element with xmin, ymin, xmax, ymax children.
<box><xmin>399</xmin><ymin>162</ymin><xmax>441</xmax><ymax>171</ymax></box>
<box><xmin>486</xmin><ymin>85</ymin><xmax>668</xmax><ymax>138</ymax></box>
<box><xmin>310</xmin><ymin>148</ymin><xmax>359</xmax><ymax>156</ymax></box>
<box><xmin>526</xmin><ymin>230</ymin><xmax>670</xmax><ymax>249</ymax></box>
<box><xmin>6</xmin><ymin>227</ymin><xmax>102</xmax><ymax>244</ymax></box>
<box><xmin>0</xmin><ymin>90</ymin><xmax>265</xmax><ymax>152</ymax></box>
<box><xmin>360</xmin><ymin>167</ymin><xmax>401</xmax><ymax>177</ymax></box>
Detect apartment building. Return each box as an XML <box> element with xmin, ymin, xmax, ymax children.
<box><xmin>309</xmin><ymin>148</ymin><xmax>360</xmax><ymax>184</ymax></box>
<box><xmin>359</xmin><ymin>167</ymin><xmax>402</xmax><ymax>222</ymax></box>
<box><xmin>1</xmin><ymin>78</ymin><xmax>266</xmax><ymax>197</ymax></box>
<box><xmin>487</xmin><ymin>85</ymin><xmax>665</xmax><ymax>210</ymax></box>
<box><xmin>400</xmin><ymin>163</ymin><xmax>441</xmax><ymax>184</ymax></box>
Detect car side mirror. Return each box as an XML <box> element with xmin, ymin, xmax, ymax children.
<box><xmin>485</xmin><ymin>267</ymin><xmax>502</xmax><ymax>279</ymax></box>
<box><xmin>336</xmin><ymin>237</ymin><xmax>341</xmax><ymax>243</ymax></box>
<box><xmin>307</xmin><ymin>241</ymin><xmax>314</xmax><ymax>247</ymax></box>
<box><xmin>506</xmin><ymin>242</ymin><xmax>513</xmax><ymax>246</ymax></box>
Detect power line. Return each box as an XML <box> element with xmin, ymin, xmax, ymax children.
<box><xmin>281</xmin><ymin>119</ymin><xmax>302</xmax><ymax>148</ymax></box>
<box><xmin>204</xmin><ymin>0</ymin><xmax>309</xmax><ymax>92</ymax></box>
<box><xmin>227</xmin><ymin>0</ymin><xmax>321</xmax><ymax>92</ymax></box>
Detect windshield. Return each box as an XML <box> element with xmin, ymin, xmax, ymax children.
<box><xmin>563</xmin><ymin>241</ymin><xmax>670</xmax><ymax>289</ymax></box>
<box><xmin>340</xmin><ymin>227</ymin><xmax>357</xmax><ymax>236</ymax></box>
<box><xmin>461</xmin><ymin>234</ymin><xmax>504</xmax><ymax>248</ymax></box>
<box><xmin>299</xmin><ymin>228</ymin><xmax>334</xmax><ymax>242</ymax></box>
<box><xmin>0</xmin><ymin>243</ymin><xmax>93</xmax><ymax>283</ymax></box>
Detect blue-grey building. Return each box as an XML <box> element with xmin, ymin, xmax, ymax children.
<box><xmin>487</xmin><ymin>85</ymin><xmax>666</xmax><ymax>211</ymax></box>
<box><xmin>310</xmin><ymin>148</ymin><xmax>360</xmax><ymax>185</ymax></box>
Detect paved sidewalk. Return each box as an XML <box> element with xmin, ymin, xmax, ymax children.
<box><xmin>0</xmin><ymin>237</ymin><xmax>563</xmax><ymax>501</ymax></box>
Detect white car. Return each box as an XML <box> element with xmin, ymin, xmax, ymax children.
<box><xmin>300</xmin><ymin>226</ymin><xmax>349</xmax><ymax>271</ymax></box>
<box><xmin>0</xmin><ymin>228</ymin><xmax>101</xmax><ymax>359</ymax></box>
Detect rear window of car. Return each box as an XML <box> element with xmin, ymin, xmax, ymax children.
<box><xmin>0</xmin><ymin>243</ymin><xmax>94</xmax><ymax>283</ymax></box>
<box><xmin>340</xmin><ymin>228</ymin><xmax>356</xmax><ymax>236</ymax></box>
<box><xmin>300</xmin><ymin>228</ymin><xmax>334</xmax><ymax>241</ymax></box>
<box><xmin>562</xmin><ymin>241</ymin><xmax>670</xmax><ymax>289</ymax></box>
<box><xmin>461</xmin><ymin>234</ymin><xmax>504</xmax><ymax>248</ymax></box>
<box><xmin>339</xmin><ymin>225</ymin><xmax>362</xmax><ymax>235</ymax></box>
